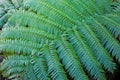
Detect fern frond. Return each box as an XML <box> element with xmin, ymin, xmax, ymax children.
<box><xmin>9</xmin><ymin>0</ymin><xmax>24</xmax><ymax>9</ymax></box>
<box><xmin>82</xmin><ymin>0</ymin><xmax>102</xmax><ymax>14</ymax></box>
<box><xmin>112</xmin><ymin>0</ymin><xmax>120</xmax><ymax>13</ymax></box>
<box><xmin>0</xmin><ymin>13</ymin><xmax>9</xmax><ymax>28</ymax></box>
<box><xmin>104</xmin><ymin>13</ymin><xmax>120</xmax><ymax>23</ymax></box>
<box><xmin>55</xmin><ymin>36</ymin><xmax>89</xmax><ymax>80</ymax></box>
<box><xmin>64</xmin><ymin>0</ymin><xmax>99</xmax><ymax>17</ymax></box>
<box><xmin>78</xmin><ymin>23</ymin><xmax>116</xmax><ymax>73</ymax></box>
<box><xmin>0</xmin><ymin>0</ymin><xmax>23</xmax><ymax>28</ymax></box>
<box><xmin>0</xmin><ymin>55</ymin><xmax>28</xmax><ymax>71</ymax></box>
<box><xmin>0</xmin><ymin>55</ymin><xmax>28</xmax><ymax>79</ymax></box>
<box><xmin>0</xmin><ymin>0</ymin><xmax>120</xmax><ymax>80</ymax></box>
<box><xmin>0</xmin><ymin>0</ymin><xmax>14</xmax><ymax>10</ymax></box>
<box><xmin>42</xmin><ymin>42</ymin><xmax>68</xmax><ymax>80</ymax></box>
<box><xmin>6</xmin><ymin>10</ymin><xmax>66</xmax><ymax>35</ymax></box>
<box><xmin>0</xmin><ymin>39</ymin><xmax>43</xmax><ymax>55</ymax></box>
<box><xmin>0</xmin><ymin>54</ymin><xmax>50</xmax><ymax>80</ymax></box>
<box><xmin>90</xmin><ymin>18</ymin><xmax>120</xmax><ymax>62</ymax></box>
<box><xmin>0</xmin><ymin>27</ymin><xmax>57</xmax><ymax>44</ymax></box>
<box><xmin>0</xmin><ymin>0</ymin><xmax>24</xmax><ymax>10</ymax></box>
<box><xmin>95</xmin><ymin>14</ymin><xmax>120</xmax><ymax>38</ymax></box>
<box><xmin>26</xmin><ymin>55</ymin><xmax>50</xmax><ymax>80</ymax></box>
<box><xmin>63</xmin><ymin>0</ymin><xmax>90</xmax><ymax>18</ymax></box>
<box><xmin>95</xmin><ymin>0</ymin><xmax>112</xmax><ymax>13</ymax></box>
<box><xmin>41</xmin><ymin>0</ymin><xmax>83</xmax><ymax>20</ymax></box>
<box><xmin>24</xmin><ymin>0</ymin><xmax>78</xmax><ymax>27</ymax></box>
<box><xmin>25</xmin><ymin>63</ymin><xmax>38</xmax><ymax>80</ymax></box>
<box><xmin>68</xmin><ymin>28</ymin><xmax>106</xmax><ymax>80</ymax></box>
<box><xmin>5</xmin><ymin>67</ymin><xmax>24</xmax><ymax>79</ymax></box>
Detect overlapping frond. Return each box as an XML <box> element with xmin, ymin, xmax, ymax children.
<box><xmin>112</xmin><ymin>0</ymin><xmax>120</xmax><ymax>13</ymax></box>
<box><xmin>0</xmin><ymin>0</ymin><xmax>24</xmax><ymax>29</ymax></box>
<box><xmin>26</xmin><ymin>55</ymin><xmax>50</xmax><ymax>80</ymax></box>
<box><xmin>0</xmin><ymin>0</ymin><xmax>120</xmax><ymax>80</ymax></box>
<box><xmin>77</xmin><ymin>23</ymin><xmax>116</xmax><ymax>73</ymax></box>
<box><xmin>0</xmin><ymin>54</ymin><xmax>51</xmax><ymax>80</ymax></box>
<box><xmin>42</xmin><ymin>42</ymin><xmax>68</xmax><ymax>80</ymax></box>
<box><xmin>88</xmin><ymin>18</ymin><xmax>120</xmax><ymax>62</ymax></box>
<box><xmin>95</xmin><ymin>14</ymin><xmax>120</xmax><ymax>38</ymax></box>
<box><xmin>23</xmin><ymin>0</ymin><xmax>78</xmax><ymax>27</ymax></box>
<box><xmin>68</xmin><ymin>28</ymin><xmax>106</xmax><ymax>80</ymax></box>
<box><xmin>0</xmin><ymin>27</ymin><xmax>57</xmax><ymax>44</ymax></box>
<box><xmin>0</xmin><ymin>55</ymin><xmax>29</xmax><ymax>79</ymax></box>
<box><xmin>55</xmin><ymin>36</ymin><xmax>89</xmax><ymax>80</ymax></box>
<box><xmin>5</xmin><ymin>10</ymin><xmax>66</xmax><ymax>35</ymax></box>
<box><xmin>0</xmin><ymin>39</ymin><xmax>43</xmax><ymax>55</ymax></box>
<box><xmin>95</xmin><ymin>0</ymin><xmax>112</xmax><ymax>13</ymax></box>
<box><xmin>0</xmin><ymin>13</ymin><xmax>10</xmax><ymax>28</ymax></box>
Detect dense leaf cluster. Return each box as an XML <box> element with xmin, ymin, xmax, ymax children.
<box><xmin>0</xmin><ymin>0</ymin><xmax>120</xmax><ymax>80</ymax></box>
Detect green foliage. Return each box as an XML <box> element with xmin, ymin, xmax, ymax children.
<box><xmin>0</xmin><ymin>0</ymin><xmax>120</xmax><ymax>80</ymax></box>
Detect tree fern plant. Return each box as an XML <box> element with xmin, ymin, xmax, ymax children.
<box><xmin>0</xmin><ymin>0</ymin><xmax>120</xmax><ymax>80</ymax></box>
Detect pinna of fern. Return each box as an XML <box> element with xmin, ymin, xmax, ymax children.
<box><xmin>0</xmin><ymin>0</ymin><xmax>120</xmax><ymax>80</ymax></box>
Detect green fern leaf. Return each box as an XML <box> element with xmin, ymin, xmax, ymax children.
<box><xmin>68</xmin><ymin>28</ymin><xmax>106</xmax><ymax>80</ymax></box>
<box><xmin>0</xmin><ymin>0</ymin><xmax>120</xmax><ymax>80</ymax></box>
<box><xmin>56</xmin><ymin>36</ymin><xmax>89</xmax><ymax>80</ymax></box>
<box><xmin>42</xmin><ymin>42</ymin><xmax>68</xmax><ymax>80</ymax></box>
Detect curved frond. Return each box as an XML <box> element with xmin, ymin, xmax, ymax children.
<box><xmin>0</xmin><ymin>0</ymin><xmax>120</xmax><ymax>80</ymax></box>
<box><xmin>42</xmin><ymin>42</ymin><xmax>68</xmax><ymax>80</ymax></box>
<box><xmin>78</xmin><ymin>23</ymin><xmax>116</xmax><ymax>73</ymax></box>
<box><xmin>68</xmin><ymin>28</ymin><xmax>106</xmax><ymax>80</ymax></box>
<box><xmin>0</xmin><ymin>55</ymin><xmax>29</xmax><ymax>79</ymax></box>
<box><xmin>24</xmin><ymin>0</ymin><xmax>78</xmax><ymax>27</ymax></box>
<box><xmin>55</xmin><ymin>36</ymin><xmax>89</xmax><ymax>80</ymax></box>
<box><xmin>0</xmin><ymin>0</ymin><xmax>24</xmax><ymax>29</ymax></box>
<box><xmin>112</xmin><ymin>0</ymin><xmax>120</xmax><ymax>13</ymax></box>
<box><xmin>22</xmin><ymin>63</ymin><xmax>37</xmax><ymax>80</ymax></box>
<box><xmin>26</xmin><ymin>55</ymin><xmax>50</xmax><ymax>80</ymax></box>
<box><xmin>0</xmin><ymin>27</ymin><xmax>57</xmax><ymax>44</ymax></box>
<box><xmin>90</xmin><ymin>18</ymin><xmax>120</xmax><ymax>62</ymax></box>
<box><xmin>0</xmin><ymin>39</ymin><xmax>43</xmax><ymax>55</ymax></box>
<box><xmin>0</xmin><ymin>54</ymin><xmax>50</xmax><ymax>80</ymax></box>
<box><xmin>95</xmin><ymin>14</ymin><xmax>120</xmax><ymax>38</ymax></box>
<box><xmin>5</xmin><ymin>10</ymin><xmax>66</xmax><ymax>35</ymax></box>
<box><xmin>0</xmin><ymin>13</ymin><xmax>9</xmax><ymax>28</ymax></box>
